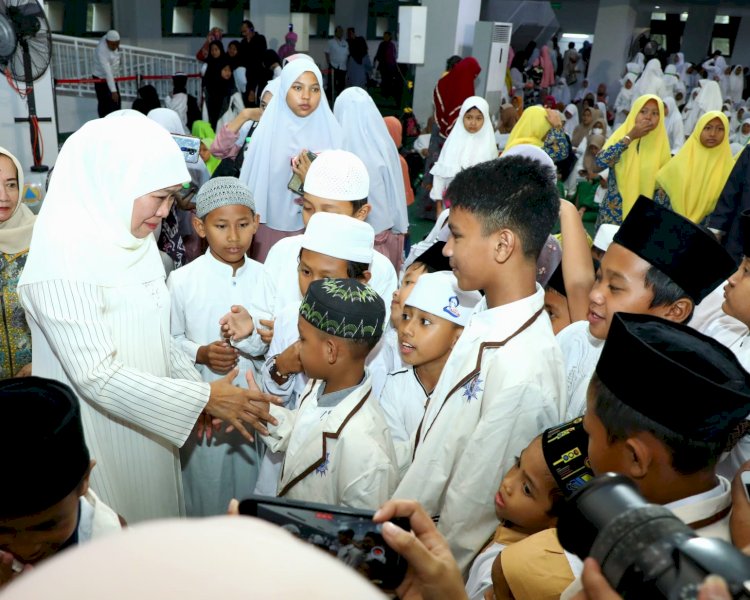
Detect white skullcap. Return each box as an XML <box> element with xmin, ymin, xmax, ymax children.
<box><xmin>301</xmin><ymin>212</ymin><xmax>374</xmax><ymax>265</ymax></box>
<box><xmin>405</xmin><ymin>271</ymin><xmax>481</xmax><ymax>327</ymax></box>
<box><xmin>598</xmin><ymin>167</ymin><xmax>609</xmax><ymax>180</ymax></box>
<box><xmin>304</xmin><ymin>150</ymin><xmax>370</xmax><ymax>201</ymax></box>
<box><xmin>105</xmin><ymin>30</ymin><xmax>120</xmax><ymax>42</ymax></box>
<box><xmin>593</xmin><ymin>224</ymin><xmax>619</xmax><ymax>252</ymax></box>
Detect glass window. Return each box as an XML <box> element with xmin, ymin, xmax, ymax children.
<box><xmin>711</xmin><ymin>37</ymin><xmax>730</xmax><ymax>55</ymax></box>
<box><xmin>714</xmin><ymin>15</ymin><xmax>730</xmax><ymax>25</ymax></box>
<box><xmin>650</xmin><ymin>12</ymin><xmax>666</xmax><ymax>21</ymax></box>
<box><xmin>172</xmin><ymin>6</ymin><xmax>194</xmax><ymax>34</ymax></box>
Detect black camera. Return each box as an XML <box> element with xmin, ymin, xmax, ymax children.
<box><xmin>557</xmin><ymin>473</ymin><xmax>750</xmax><ymax>599</ymax></box>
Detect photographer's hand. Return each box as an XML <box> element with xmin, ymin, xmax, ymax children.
<box><xmin>572</xmin><ymin>558</ymin><xmax>622</xmax><ymax>599</ymax></box>
<box><xmin>374</xmin><ymin>500</ymin><xmax>467</xmax><ymax>600</ymax></box>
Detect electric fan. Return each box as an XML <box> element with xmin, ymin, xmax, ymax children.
<box><xmin>0</xmin><ymin>0</ymin><xmax>52</xmax><ymax>172</ymax></box>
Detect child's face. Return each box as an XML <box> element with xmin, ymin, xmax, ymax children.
<box><xmin>462</xmin><ymin>107</ymin><xmax>484</xmax><ymax>134</ymax></box>
<box><xmin>286</xmin><ymin>71</ymin><xmax>322</xmax><ymax>117</ymax></box>
<box><xmin>228</xmin><ymin>44</ymin><xmax>238</xmax><ymax>58</ymax></box>
<box><xmin>723</xmin><ymin>257</ymin><xmax>750</xmax><ymax>327</ymax></box>
<box><xmin>0</xmin><ymin>468</ymin><xmax>90</xmax><ymax>565</ymax></box>
<box><xmin>297</xmin><ymin>316</ymin><xmax>329</xmax><ymax>379</ymax></box>
<box><xmin>494</xmin><ymin>437</ymin><xmax>557</xmax><ymax>534</ymax></box>
<box><xmin>221</xmin><ymin>65</ymin><xmax>232</xmax><ymax>80</ymax></box>
<box><xmin>624</xmin><ymin>79</ymin><xmax>633</xmax><ymax>90</ymax></box>
<box><xmin>583</xmin><ymin>391</ymin><xmax>628</xmax><ymax>477</ymax></box>
<box><xmin>700</xmin><ymin>117</ymin><xmax>725</xmax><ymax>148</ymax></box>
<box><xmin>193</xmin><ymin>205</ymin><xmax>258</xmax><ymax>271</ymax></box>
<box><xmin>390</xmin><ymin>263</ymin><xmax>426</xmax><ymax>327</ymax></box>
<box><xmin>444</xmin><ymin>206</ymin><xmax>494</xmax><ymax>292</ymax></box>
<box><xmin>297</xmin><ymin>248</ymin><xmax>351</xmax><ymax>297</ymax></box>
<box><xmin>544</xmin><ymin>288</ymin><xmax>571</xmax><ymax>335</ymax></box>
<box><xmin>210</xmin><ymin>45</ymin><xmax>221</xmax><ymax>59</ymax></box>
<box><xmin>587</xmin><ymin>243</ymin><xmax>663</xmax><ymax>340</ymax></box>
<box><xmin>582</xmin><ymin>109</ymin><xmax>593</xmax><ymax>125</ymax></box>
<box><xmin>397</xmin><ymin>305</ymin><xmax>461</xmax><ymax>367</ymax></box>
<box><xmin>635</xmin><ymin>99</ymin><xmax>660</xmax><ymax>129</ymax></box>
<box><xmin>301</xmin><ymin>193</ymin><xmax>369</xmax><ymax>228</ymax></box>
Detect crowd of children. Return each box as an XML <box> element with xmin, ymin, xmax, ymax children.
<box><xmin>2</xmin><ymin>39</ymin><xmax>750</xmax><ymax>600</ymax></box>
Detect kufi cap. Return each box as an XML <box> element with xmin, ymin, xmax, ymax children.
<box><xmin>304</xmin><ymin>150</ymin><xmax>370</xmax><ymax>201</ymax></box>
<box><xmin>596</xmin><ymin>313</ymin><xmax>750</xmax><ymax>441</ymax></box>
<box><xmin>613</xmin><ymin>196</ymin><xmax>736</xmax><ymax>303</ymax></box>
<box><xmin>0</xmin><ymin>377</ymin><xmax>90</xmax><ymax>518</ymax></box>
<box><xmin>741</xmin><ymin>209</ymin><xmax>750</xmax><ymax>257</ymax></box>
<box><xmin>593</xmin><ymin>224</ymin><xmax>619</xmax><ymax>252</ymax></box>
<box><xmin>411</xmin><ymin>241</ymin><xmax>450</xmax><ymax>272</ymax></box>
<box><xmin>195</xmin><ymin>177</ymin><xmax>255</xmax><ymax>219</ymax></box>
<box><xmin>405</xmin><ymin>271</ymin><xmax>481</xmax><ymax>327</ymax></box>
<box><xmin>300</xmin><ymin>278</ymin><xmax>385</xmax><ymax>340</ymax></box>
<box><xmin>105</xmin><ymin>30</ymin><xmax>120</xmax><ymax>42</ymax></box>
<box><xmin>301</xmin><ymin>212</ymin><xmax>374</xmax><ymax>265</ymax></box>
<box><xmin>541</xmin><ymin>417</ymin><xmax>595</xmax><ymax>496</ymax></box>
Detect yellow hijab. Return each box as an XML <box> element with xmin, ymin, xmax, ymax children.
<box><xmin>655</xmin><ymin>111</ymin><xmax>734</xmax><ymax>223</ymax></box>
<box><xmin>602</xmin><ymin>94</ymin><xmax>671</xmax><ymax>218</ymax></box>
<box><xmin>505</xmin><ymin>106</ymin><xmax>551</xmax><ymax>150</ymax></box>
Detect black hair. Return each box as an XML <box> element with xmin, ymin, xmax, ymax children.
<box><xmin>446</xmin><ymin>156</ymin><xmax>559</xmax><ymax>260</ymax></box>
<box><xmin>590</xmin><ymin>373</ymin><xmax>723</xmax><ymax>475</ymax></box>
<box><xmin>350</xmin><ymin>198</ymin><xmax>368</xmax><ymax>212</ymax></box>
<box><xmin>445</xmin><ymin>55</ymin><xmax>462</xmax><ymax>71</ymax></box>
<box><xmin>242</xmin><ymin>20</ymin><xmax>254</xmax><ymax>30</ymax></box>
<box><xmin>407</xmin><ymin>260</ymin><xmax>437</xmax><ymax>275</ymax></box>
<box><xmin>644</xmin><ymin>265</ymin><xmax>693</xmax><ymax>321</ymax></box>
<box><xmin>346</xmin><ymin>260</ymin><xmax>369</xmax><ymax>280</ymax></box>
<box><xmin>568</xmin><ymin>42</ymin><xmax>575</xmax><ymax>49</ymax></box>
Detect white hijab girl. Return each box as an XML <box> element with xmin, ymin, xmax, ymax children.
<box><xmin>239</xmin><ymin>59</ymin><xmax>342</xmax><ymax>234</ymax></box>
<box><xmin>333</xmin><ymin>86</ymin><xmax>408</xmax><ymax>236</ymax></box>
<box><xmin>663</xmin><ymin>96</ymin><xmax>685</xmax><ymax>154</ymax></box>
<box><xmin>563</xmin><ymin>103</ymin><xmax>579</xmax><ymax>139</ymax></box>
<box><xmin>632</xmin><ymin>58</ymin><xmax>667</xmax><ymax>99</ymax></box>
<box><xmin>613</xmin><ymin>73</ymin><xmax>637</xmax><ymax>128</ymax></box>
<box><xmin>429</xmin><ymin>96</ymin><xmax>497</xmax><ymax>201</ymax></box>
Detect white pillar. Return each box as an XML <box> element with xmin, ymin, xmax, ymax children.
<box><xmin>681</xmin><ymin>3</ymin><xmax>718</xmax><ymax>64</ymax></box>
<box><xmin>586</xmin><ymin>0</ymin><xmax>638</xmax><ymax>99</ymax></box>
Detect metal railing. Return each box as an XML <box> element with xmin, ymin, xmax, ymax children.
<box><xmin>51</xmin><ymin>34</ymin><xmax>202</xmax><ymax>101</ymax></box>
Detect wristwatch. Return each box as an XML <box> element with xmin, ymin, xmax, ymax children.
<box><xmin>272</xmin><ymin>356</ymin><xmax>290</xmax><ymax>381</ymax></box>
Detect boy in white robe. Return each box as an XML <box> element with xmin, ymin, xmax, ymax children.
<box><xmin>259</xmin><ymin>149</ymin><xmax>397</xmax><ymax>322</ymax></box>
<box><xmin>393</xmin><ymin>155</ymin><xmax>568</xmax><ymax>572</ymax></box>
<box><xmin>380</xmin><ymin>272</ymin><xmax>480</xmax><ymax>460</ymax></box>
<box><xmin>558</xmin><ymin>196</ymin><xmax>736</xmax><ymax>420</ymax></box>
<box><xmin>259</xmin><ymin>278</ymin><xmax>399</xmax><ymax>509</ymax></box>
<box><xmin>0</xmin><ymin>377</ymin><xmax>121</xmax><ymax>589</ymax></box>
<box><xmin>561</xmin><ymin>312</ymin><xmax>750</xmax><ymax>599</ymax></box>
<box><xmin>222</xmin><ymin>212</ymin><xmax>383</xmax><ymax>496</ymax></box>
<box><xmin>168</xmin><ymin>177</ymin><xmax>267</xmax><ymax>516</ymax></box>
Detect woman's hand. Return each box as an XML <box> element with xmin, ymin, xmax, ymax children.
<box><xmin>546</xmin><ymin>108</ymin><xmax>563</xmax><ymax>129</ymax></box>
<box><xmin>291</xmin><ymin>150</ymin><xmax>315</xmax><ymax>184</ymax></box>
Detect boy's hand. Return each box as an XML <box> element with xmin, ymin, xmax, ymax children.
<box><xmin>219</xmin><ymin>305</ymin><xmax>254</xmax><ymax>342</ymax></box>
<box><xmin>196</xmin><ymin>341</ymin><xmax>238</xmax><ymax>374</ymax></box>
<box><xmin>275</xmin><ymin>341</ymin><xmax>303</xmax><ymax>377</ymax></box>
<box><xmin>291</xmin><ymin>149</ymin><xmax>314</xmax><ymax>184</ymax></box>
<box><xmin>258</xmin><ymin>318</ymin><xmax>275</xmax><ymax>345</ymax></box>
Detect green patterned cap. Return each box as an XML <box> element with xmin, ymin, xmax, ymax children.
<box><xmin>300</xmin><ymin>278</ymin><xmax>385</xmax><ymax>340</ymax></box>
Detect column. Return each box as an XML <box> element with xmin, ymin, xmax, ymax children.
<box><xmin>412</xmin><ymin>0</ymin><xmax>481</xmax><ymax>125</ymax></box>
<box><xmin>586</xmin><ymin>0</ymin><xmax>638</xmax><ymax>99</ymax></box>
<box><xmin>680</xmin><ymin>3</ymin><xmax>718</xmax><ymax>64</ymax></box>
<box><xmin>731</xmin><ymin>17</ymin><xmax>750</xmax><ymax>68</ymax></box>
<box><xmin>249</xmin><ymin>0</ymin><xmax>291</xmax><ymax>51</ymax></box>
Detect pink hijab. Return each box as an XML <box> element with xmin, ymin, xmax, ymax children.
<box><xmin>535</xmin><ymin>46</ymin><xmax>556</xmax><ymax>88</ymax></box>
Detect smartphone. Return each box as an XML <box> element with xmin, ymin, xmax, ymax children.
<box><xmin>742</xmin><ymin>471</ymin><xmax>750</xmax><ymax>503</ymax></box>
<box><xmin>287</xmin><ymin>151</ymin><xmax>318</xmax><ymax>195</ymax></box>
<box><xmin>239</xmin><ymin>495</ymin><xmax>410</xmax><ymax>591</ymax></box>
<box><xmin>171</xmin><ymin>133</ymin><xmax>201</xmax><ymax>164</ymax></box>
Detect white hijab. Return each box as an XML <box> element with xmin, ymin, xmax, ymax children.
<box><xmin>19</xmin><ymin>115</ymin><xmax>189</xmax><ymax>288</ymax></box>
<box><xmin>737</xmin><ymin>118</ymin><xmax>750</xmax><ymax>146</ymax></box>
<box><xmin>239</xmin><ymin>59</ymin><xmax>342</xmax><ymax>231</ymax></box>
<box><xmin>146</xmin><ymin>108</ymin><xmax>188</xmax><ymax>135</ymax></box>
<box><xmin>563</xmin><ymin>103</ymin><xmax>579</xmax><ymax>138</ymax></box>
<box><xmin>552</xmin><ymin>77</ymin><xmax>571</xmax><ymax>106</ymax></box>
<box><xmin>729</xmin><ymin>65</ymin><xmax>745</xmax><ymax>105</ymax></box>
<box><xmin>633</xmin><ymin>58</ymin><xmax>666</xmax><ymax>99</ymax></box>
<box><xmin>333</xmin><ymin>87</ymin><xmax>408</xmax><ymax>234</ymax></box>
<box><xmin>431</xmin><ymin>96</ymin><xmax>497</xmax><ymax>179</ymax></box>
<box><xmin>683</xmin><ymin>80</ymin><xmax>723</xmax><ymax>136</ymax></box>
<box><xmin>0</xmin><ymin>146</ymin><xmax>35</xmax><ymax>255</ymax></box>
<box><xmin>663</xmin><ymin>96</ymin><xmax>684</xmax><ymax>154</ymax></box>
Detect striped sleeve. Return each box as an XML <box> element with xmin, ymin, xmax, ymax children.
<box><xmin>22</xmin><ymin>280</ymin><xmax>209</xmax><ymax>447</ymax></box>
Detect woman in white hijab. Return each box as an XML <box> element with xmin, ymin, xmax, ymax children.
<box><xmin>239</xmin><ymin>59</ymin><xmax>343</xmax><ymax>262</ymax></box>
<box><xmin>333</xmin><ymin>86</ymin><xmax>408</xmax><ymax>271</ymax></box>
<box><xmin>551</xmin><ymin>76</ymin><xmax>571</xmax><ymax>106</ymax></box>
<box><xmin>663</xmin><ymin>96</ymin><xmax>685</xmax><ymax>154</ymax></box>
<box><xmin>728</xmin><ymin>65</ymin><xmax>745</xmax><ymax>106</ymax></box>
<box><xmin>17</xmin><ymin>115</ymin><xmax>277</xmax><ymax>524</ymax></box>
<box><xmin>613</xmin><ymin>73</ymin><xmax>637</xmax><ymax>128</ymax></box>
<box><xmin>732</xmin><ymin>118</ymin><xmax>750</xmax><ymax>147</ymax></box>
<box><xmin>632</xmin><ymin>58</ymin><xmax>667</xmax><ymax>99</ymax></box>
<box><xmin>429</xmin><ymin>96</ymin><xmax>497</xmax><ymax>210</ymax></box>
<box><xmin>563</xmin><ymin>103</ymin><xmax>579</xmax><ymax>138</ymax></box>
<box><xmin>662</xmin><ymin>64</ymin><xmax>683</xmax><ymax>99</ymax></box>
<box><xmin>0</xmin><ymin>147</ymin><xmax>35</xmax><ymax>378</ymax></box>
<box><xmin>683</xmin><ymin>79</ymin><xmax>723</xmax><ymax>136</ymax></box>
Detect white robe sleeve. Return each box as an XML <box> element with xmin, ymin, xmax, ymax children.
<box><xmin>260</xmin><ymin>405</ymin><xmax>297</xmax><ymax>453</ymax></box>
<box><xmin>22</xmin><ymin>280</ymin><xmax>209</xmax><ymax>448</ymax></box>
<box><xmin>167</xmin><ymin>273</ymin><xmax>201</xmax><ymax>363</ymax></box>
<box><xmin>437</xmin><ymin>381</ymin><xmax>561</xmax><ymax>572</ymax></box>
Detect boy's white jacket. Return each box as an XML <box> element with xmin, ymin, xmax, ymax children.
<box><xmin>394</xmin><ymin>285</ymin><xmax>567</xmax><ymax>572</ymax></box>
<box><xmin>261</xmin><ymin>373</ymin><xmax>400</xmax><ymax>510</ymax></box>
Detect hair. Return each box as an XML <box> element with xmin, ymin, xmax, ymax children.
<box><xmin>590</xmin><ymin>373</ymin><xmax>723</xmax><ymax>475</ymax></box>
<box><xmin>445</xmin><ymin>55</ymin><xmax>462</xmax><ymax>71</ymax></box>
<box><xmin>446</xmin><ymin>156</ymin><xmax>559</xmax><ymax>259</ymax></box>
<box><xmin>407</xmin><ymin>260</ymin><xmax>436</xmax><ymax>275</ymax></box>
<box><xmin>346</xmin><ymin>260</ymin><xmax>369</xmax><ymax>280</ymax></box>
<box><xmin>350</xmin><ymin>198</ymin><xmax>368</xmax><ymax>212</ymax></box>
<box><xmin>242</xmin><ymin>20</ymin><xmax>254</xmax><ymax>30</ymax></box>
<box><xmin>644</xmin><ymin>265</ymin><xmax>693</xmax><ymax>321</ymax></box>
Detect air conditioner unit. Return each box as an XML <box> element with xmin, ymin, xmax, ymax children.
<box><xmin>473</xmin><ymin>21</ymin><xmax>513</xmax><ymax>117</ymax></box>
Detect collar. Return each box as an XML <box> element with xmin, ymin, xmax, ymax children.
<box><xmin>463</xmin><ymin>284</ymin><xmax>546</xmax><ymax>342</ymax></box>
<box><xmin>203</xmin><ymin>248</ymin><xmax>249</xmax><ymax>277</ymax></box>
<box><xmin>665</xmin><ymin>476</ymin><xmax>732</xmax><ymax>530</ymax></box>
<box><xmin>58</xmin><ymin>501</ymin><xmax>82</xmax><ymax>553</ymax></box>
<box><xmin>317</xmin><ymin>372</ymin><xmax>367</xmax><ymax>408</ymax></box>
